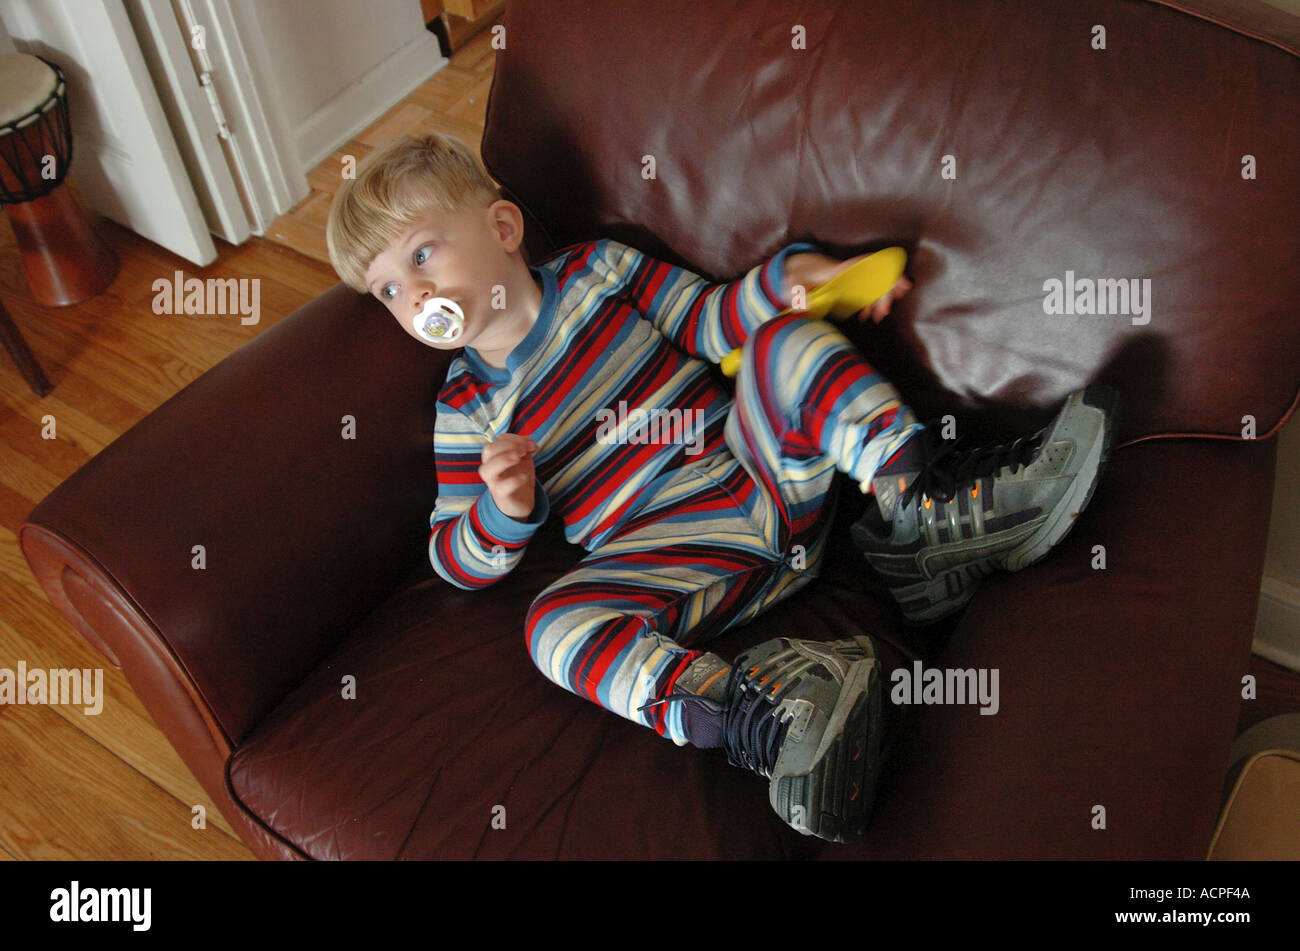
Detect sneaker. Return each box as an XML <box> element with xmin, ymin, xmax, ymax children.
<box><xmin>851</xmin><ymin>384</ymin><xmax>1119</xmax><ymax>623</ymax></box>
<box><xmin>661</xmin><ymin>636</ymin><xmax>886</xmax><ymax>843</ymax></box>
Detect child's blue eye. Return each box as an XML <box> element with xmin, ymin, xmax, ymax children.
<box><xmin>381</xmin><ymin>284</ymin><xmax>398</xmax><ymax>300</ymax></box>
<box><xmin>414</xmin><ymin>243</ymin><xmax>436</xmax><ymax>265</ymax></box>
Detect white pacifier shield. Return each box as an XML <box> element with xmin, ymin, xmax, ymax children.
<box><xmin>412</xmin><ymin>297</ymin><xmax>465</xmax><ymax>343</ymax></box>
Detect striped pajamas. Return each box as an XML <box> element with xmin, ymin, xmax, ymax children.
<box><xmin>429</xmin><ymin>239</ymin><xmax>921</xmax><ymax>745</ymax></box>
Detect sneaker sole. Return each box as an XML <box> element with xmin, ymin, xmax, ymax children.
<box><xmin>893</xmin><ymin>566</ymin><xmax>986</xmax><ymax>624</ymax></box>
<box><xmin>770</xmin><ymin>652</ymin><xmax>882</xmax><ymax>843</ymax></box>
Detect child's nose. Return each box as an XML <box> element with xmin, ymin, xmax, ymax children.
<box><xmin>409</xmin><ymin>281</ymin><xmax>438</xmax><ymax>309</ymax></box>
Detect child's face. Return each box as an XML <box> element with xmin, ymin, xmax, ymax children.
<box><xmin>363</xmin><ymin>200</ymin><xmax>519</xmax><ymax>352</ymax></box>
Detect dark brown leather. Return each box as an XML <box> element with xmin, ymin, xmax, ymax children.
<box><xmin>22</xmin><ymin>283</ymin><xmax>453</xmax><ymax>745</ymax></box>
<box><xmin>18</xmin><ymin>0</ymin><xmax>1296</xmax><ymax>860</ymax></box>
<box><xmin>225</xmin><ymin>437</ymin><xmax>1276</xmax><ymax>859</ymax></box>
<box><xmin>827</xmin><ymin>435</ymin><xmax>1278</xmax><ymax>859</ymax></box>
<box><xmin>19</xmin><ymin>526</ymin><xmax>306</xmax><ymax>859</ymax></box>
<box><xmin>483</xmin><ymin>0</ymin><xmax>1300</xmax><ymax>444</ymax></box>
<box><xmin>1146</xmin><ymin>0</ymin><xmax>1300</xmax><ymax>56</ymax></box>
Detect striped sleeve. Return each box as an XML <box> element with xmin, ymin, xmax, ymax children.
<box><xmin>588</xmin><ymin>238</ymin><xmax>821</xmax><ymax>363</ymax></box>
<box><xmin>428</xmin><ymin>399</ymin><xmax>550</xmax><ymax>590</ymax></box>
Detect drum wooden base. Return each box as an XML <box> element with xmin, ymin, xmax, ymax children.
<box><xmin>5</xmin><ymin>181</ymin><xmax>119</xmax><ymax>306</ymax></box>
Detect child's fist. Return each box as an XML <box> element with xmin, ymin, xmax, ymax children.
<box><xmin>480</xmin><ymin>433</ymin><xmax>539</xmax><ymax>520</ymax></box>
<box><xmin>786</xmin><ymin>251</ymin><xmax>913</xmax><ymax>324</ymax></box>
<box><xmin>865</xmin><ymin>275</ymin><xmax>912</xmax><ymax>323</ymax></box>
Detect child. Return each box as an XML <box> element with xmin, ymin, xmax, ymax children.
<box><xmin>326</xmin><ymin>132</ymin><xmax>1117</xmax><ymax>844</ymax></box>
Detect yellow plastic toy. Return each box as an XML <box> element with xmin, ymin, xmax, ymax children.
<box><xmin>719</xmin><ymin>245</ymin><xmax>908</xmax><ymax>378</ymax></box>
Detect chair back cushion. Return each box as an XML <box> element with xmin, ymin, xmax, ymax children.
<box><xmin>482</xmin><ymin>0</ymin><xmax>1300</xmax><ymax>443</ymax></box>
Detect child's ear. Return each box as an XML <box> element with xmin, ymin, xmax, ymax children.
<box><xmin>487</xmin><ymin>199</ymin><xmax>526</xmax><ymax>253</ymax></box>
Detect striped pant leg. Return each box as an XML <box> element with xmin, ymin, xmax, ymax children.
<box><xmin>724</xmin><ymin>312</ymin><xmax>925</xmax><ymax>576</ymax></box>
<box><xmin>524</xmin><ymin>454</ymin><xmax>784</xmax><ymax>746</ymax></box>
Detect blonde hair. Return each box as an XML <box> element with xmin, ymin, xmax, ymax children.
<box><xmin>326</xmin><ymin>132</ymin><xmax>502</xmax><ymax>293</ymax></box>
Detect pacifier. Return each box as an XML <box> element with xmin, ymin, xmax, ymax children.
<box><xmin>412</xmin><ymin>297</ymin><xmax>465</xmax><ymax>343</ymax></box>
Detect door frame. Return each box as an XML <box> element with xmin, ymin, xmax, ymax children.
<box><xmin>169</xmin><ymin>0</ymin><xmax>309</xmax><ymax>235</ymax></box>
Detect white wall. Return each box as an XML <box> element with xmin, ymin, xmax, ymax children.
<box><xmin>1257</xmin><ymin>418</ymin><xmax>1300</xmax><ymax>670</ymax></box>
<box><xmin>1252</xmin><ymin>0</ymin><xmax>1300</xmax><ymax>668</ymax></box>
<box><xmin>227</xmin><ymin>0</ymin><xmax>444</xmax><ymax>172</ymax></box>
<box><xmin>1266</xmin><ymin>425</ymin><xmax>1300</xmax><ymax>582</ymax></box>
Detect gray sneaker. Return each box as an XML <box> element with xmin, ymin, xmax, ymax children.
<box><xmin>851</xmin><ymin>384</ymin><xmax>1119</xmax><ymax>623</ymax></box>
<box><xmin>720</xmin><ymin>635</ymin><xmax>884</xmax><ymax>843</ymax></box>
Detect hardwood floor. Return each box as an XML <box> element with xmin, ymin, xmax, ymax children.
<box><xmin>0</xmin><ymin>23</ymin><xmax>496</xmax><ymax>862</ymax></box>
<box><xmin>0</xmin><ymin>220</ymin><xmax>306</xmax><ymax>860</ymax></box>
<box><xmin>0</xmin><ymin>17</ymin><xmax>1296</xmax><ymax>860</ymax></box>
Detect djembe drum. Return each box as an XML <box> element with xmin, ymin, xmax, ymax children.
<box><xmin>0</xmin><ymin>52</ymin><xmax>119</xmax><ymax>395</ymax></box>
<box><xmin>0</xmin><ymin>52</ymin><xmax>118</xmax><ymax>306</ymax></box>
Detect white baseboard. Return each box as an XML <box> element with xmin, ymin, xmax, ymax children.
<box><xmin>1253</xmin><ymin>576</ymin><xmax>1300</xmax><ymax>673</ymax></box>
<box><xmin>295</xmin><ymin>32</ymin><xmax>447</xmax><ymax>174</ymax></box>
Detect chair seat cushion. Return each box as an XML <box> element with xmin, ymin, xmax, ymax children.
<box><xmin>226</xmin><ymin>478</ymin><xmax>924</xmax><ymax>860</ymax></box>
<box><xmin>228</xmin><ymin>439</ymin><xmax>1273</xmax><ymax>859</ymax></box>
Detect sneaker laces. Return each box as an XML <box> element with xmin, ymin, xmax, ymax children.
<box><xmin>639</xmin><ymin>666</ymin><xmax>793</xmax><ymax>768</ymax></box>
<box><xmin>720</xmin><ymin>665</ymin><xmax>794</xmax><ymax>777</ymax></box>
<box><xmin>899</xmin><ymin>421</ymin><xmax>1044</xmax><ymax>509</ymax></box>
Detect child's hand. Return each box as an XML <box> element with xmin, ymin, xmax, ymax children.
<box><xmin>480</xmin><ymin>433</ymin><xmax>539</xmax><ymax>520</ymax></box>
<box><xmin>785</xmin><ymin>252</ymin><xmax>912</xmax><ymax>324</ymax></box>
<box><xmin>862</xmin><ymin>274</ymin><xmax>912</xmax><ymax>323</ymax></box>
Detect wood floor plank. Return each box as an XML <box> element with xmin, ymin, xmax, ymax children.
<box><xmin>11</xmin><ymin>368</ymin><xmax>148</xmax><ymax>446</ymax></box>
<box><xmin>357</xmin><ymin>102</ymin><xmax>430</xmax><ymax>148</ymax></box>
<box><xmin>87</xmin><ymin>256</ymin><xmax>270</xmax><ymax>370</ymax></box>
<box><xmin>411</xmin><ymin>113</ymin><xmax>484</xmax><ymax>155</ymax></box>
<box><xmin>110</xmin><ymin>230</ymin><xmax>327</xmax><ymax>326</ymax></box>
<box><xmin>0</xmin><ymin>573</ymin><xmax>248</xmax><ymax>848</ymax></box>
<box><xmin>216</xmin><ymin>237</ymin><xmax>341</xmax><ymax>301</ymax></box>
<box><xmin>0</xmin><ymin>385</ymin><xmax>120</xmax><ymax>469</ymax></box>
<box><xmin>0</xmin><ymin>311</ymin><xmax>163</xmax><ymax>418</ymax></box>
<box><xmin>100</xmin><ymin>226</ymin><xmax>194</xmax><ymax>306</ymax></box>
<box><xmin>0</xmin><ymin>701</ymin><xmax>251</xmax><ymax>860</ymax></box>
<box><xmin>266</xmin><ymin>191</ymin><xmax>335</xmax><ymax>269</ymax></box>
<box><xmin>4</xmin><ymin>252</ymin><xmax>331</xmax><ymax>415</ymax></box>
<box><xmin>12</xmin><ymin>245</ymin><xmax>242</xmax><ymax>381</ymax></box>
<box><xmin>400</xmin><ymin>78</ymin><xmax>460</xmax><ymax>114</ymax></box>
<box><xmin>0</xmin><ymin>481</ymin><xmax>39</xmax><ymax>539</ymax></box>
<box><xmin>305</xmin><ymin>139</ymin><xmax>374</xmax><ymax>196</ymax></box>
<box><xmin>5</xmin><ymin>294</ymin><xmax>203</xmax><ymax>414</ymax></box>
<box><xmin>1</xmin><ymin>525</ymin><xmax>49</xmax><ymax>601</ymax></box>
<box><xmin>0</xmin><ymin>437</ymin><xmax>69</xmax><ymax>513</ymax></box>
<box><xmin>445</xmin><ymin>69</ymin><xmax>493</xmax><ymax>125</ymax></box>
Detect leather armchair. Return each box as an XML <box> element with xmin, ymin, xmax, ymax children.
<box><xmin>21</xmin><ymin>0</ymin><xmax>1299</xmax><ymax>859</ymax></box>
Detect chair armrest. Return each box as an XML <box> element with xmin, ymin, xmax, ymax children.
<box><xmin>20</xmin><ymin>283</ymin><xmax>452</xmax><ymax>748</ymax></box>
